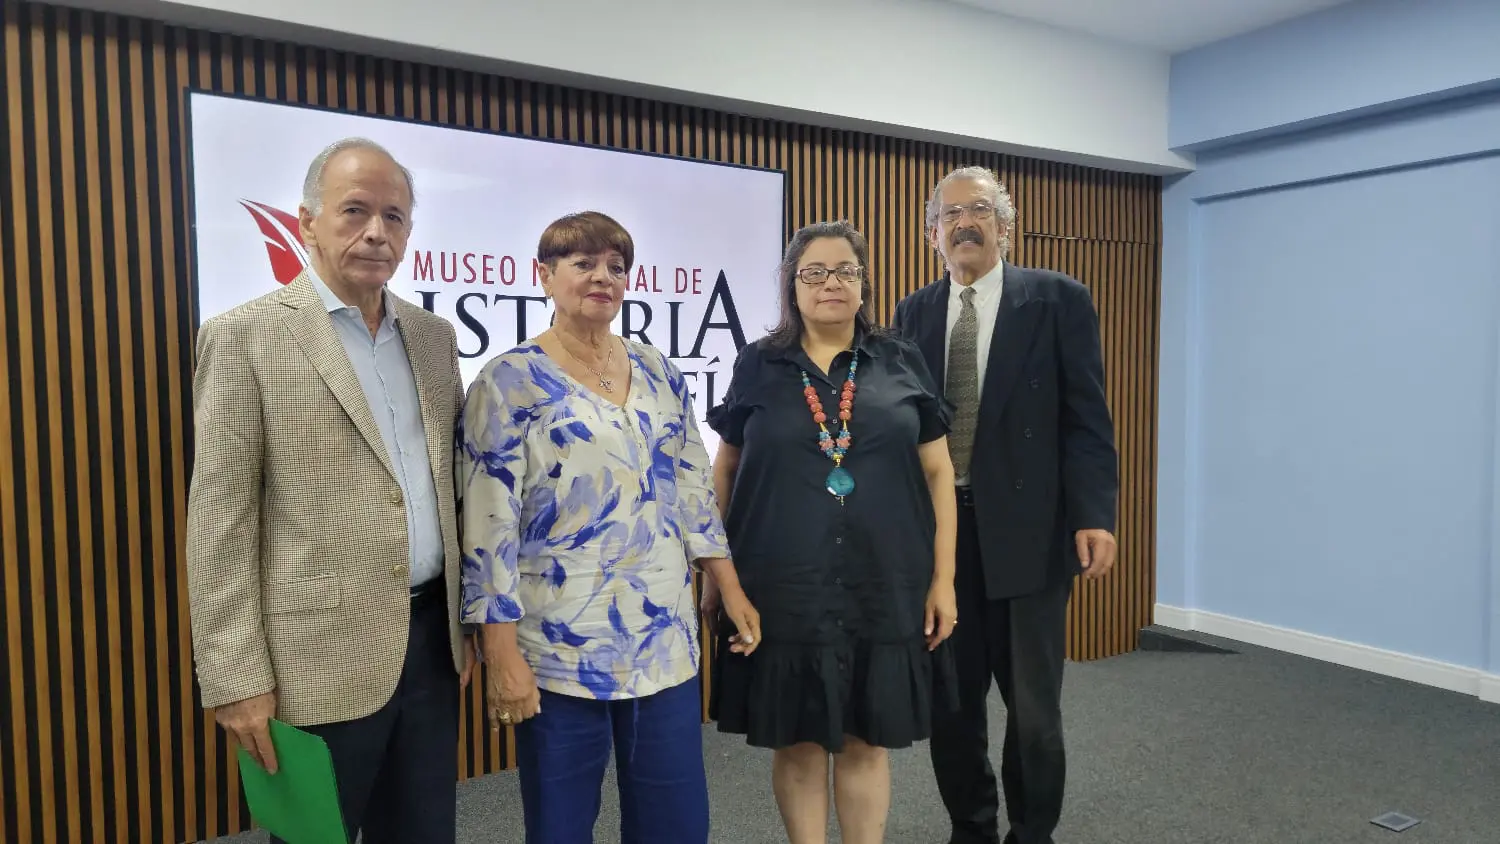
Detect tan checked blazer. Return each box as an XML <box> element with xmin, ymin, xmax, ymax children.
<box><xmin>185</xmin><ymin>270</ymin><xmax>465</xmax><ymax>727</ymax></box>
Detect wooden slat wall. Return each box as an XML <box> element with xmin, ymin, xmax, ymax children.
<box><xmin>0</xmin><ymin>2</ymin><xmax>1161</xmax><ymax>842</ymax></box>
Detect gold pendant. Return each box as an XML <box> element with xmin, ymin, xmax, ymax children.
<box><xmin>599</xmin><ymin>376</ymin><xmax>615</xmax><ymax>392</ymax></box>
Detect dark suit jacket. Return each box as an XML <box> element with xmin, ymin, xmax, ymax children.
<box><xmin>891</xmin><ymin>263</ymin><xmax>1118</xmax><ymax>600</ymax></box>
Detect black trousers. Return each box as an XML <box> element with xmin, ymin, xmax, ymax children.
<box><xmin>930</xmin><ymin>489</ymin><xmax>1072</xmax><ymax>844</ymax></box>
<box><xmin>270</xmin><ymin>582</ymin><xmax>460</xmax><ymax>844</ymax></box>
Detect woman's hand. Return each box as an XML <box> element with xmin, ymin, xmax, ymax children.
<box><xmin>698</xmin><ymin>557</ymin><xmax>761</xmax><ymax>655</ymax></box>
<box><xmin>482</xmin><ymin>632</ymin><xmax>542</xmax><ymax>730</ymax></box>
<box><xmin>718</xmin><ymin>583</ymin><xmax>762</xmax><ymax>656</ymax></box>
<box><xmin>925</xmin><ymin>577</ymin><xmax>958</xmax><ymax>651</ymax></box>
<box><xmin>699</xmin><ymin>571</ymin><xmax>722</xmax><ymax>636</ymax></box>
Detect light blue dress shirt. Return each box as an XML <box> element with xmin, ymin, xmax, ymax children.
<box><xmin>311</xmin><ymin>271</ymin><xmax>445</xmax><ymax>587</ymax></box>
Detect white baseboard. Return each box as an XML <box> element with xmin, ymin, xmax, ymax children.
<box><xmin>1481</xmin><ymin>673</ymin><xmax>1500</xmax><ymax>704</ymax></box>
<box><xmin>1153</xmin><ymin>603</ymin><xmax>1500</xmax><ymax>704</ymax></box>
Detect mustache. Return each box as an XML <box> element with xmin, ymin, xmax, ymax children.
<box><xmin>952</xmin><ymin>228</ymin><xmax>984</xmax><ymax>246</ymax></box>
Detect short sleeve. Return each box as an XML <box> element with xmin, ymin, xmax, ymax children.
<box><xmin>704</xmin><ymin>342</ymin><xmax>760</xmax><ymax>448</ymax></box>
<box><xmin>896</xmin><ymin>337</ymin><xmax>953</xmax><ymax>444</ymax></box>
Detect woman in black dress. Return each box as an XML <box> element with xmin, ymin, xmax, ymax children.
<box><xmin>703</xmin><ymin>221</ymin><xmax>959</xmax><ymax>843</ymax></box>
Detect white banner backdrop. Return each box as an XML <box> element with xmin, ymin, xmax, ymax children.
<box><xmin>186</xmin><ymin>91</ymin><xmax>786</xmax><ymax>456</ymax></box>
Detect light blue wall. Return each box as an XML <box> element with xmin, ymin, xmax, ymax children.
<box><xmin>1170</xmin><ymin>0</ymin><xmax>1500</xmax><ymax>150</ymax></box>
<box><xmin>1160</xmin><ymin>0</ymin><xmax>1500</xmax><ymax>676</ymax></box>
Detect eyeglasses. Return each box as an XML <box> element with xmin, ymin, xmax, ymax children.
<box><xmin>796</xmin><ymin>265</ymin><xmax>863</xmax><ymax>285</ymax></box>
<box><xmin>939</xmin><ymin>202</ymin><xmax>996</xmax><ymax>224</ymax></box>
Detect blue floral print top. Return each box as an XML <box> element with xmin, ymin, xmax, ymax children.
<box><xmin>458</xmin><ymin>339</ymin><xmax>730</xmax><ymax>700</ymax></box>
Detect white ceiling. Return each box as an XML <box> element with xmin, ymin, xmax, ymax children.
<box><xmin>942</xmin><ymin>0</ymin><xmax>1355</xmax><ymax>52</ymax></box>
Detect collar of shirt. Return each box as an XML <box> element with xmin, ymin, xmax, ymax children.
<box><xmin>949</xmin><ymin>260</ymin><xmax>1004</xmax><ymax>307</ymax></box>
<box><xmin>766</xmin><ymin>323</ymin><xmax>886</xmax><ymax>362</ymax></box>
<box><xmin>308</xmin><ymin>267</ymin><xmax>398</xmax><ymax>331</ymax></box>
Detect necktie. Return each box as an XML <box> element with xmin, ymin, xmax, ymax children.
<box><xmin>946</xmin><ymin>286</ymin><xmax>980</xmax><ymax>478</ymax></box>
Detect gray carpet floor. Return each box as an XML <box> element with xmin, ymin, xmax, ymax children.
<box><xmin>204</xmin><ymin>634</ymin><xmax>1500</xmax><ymax>843</ymax></box>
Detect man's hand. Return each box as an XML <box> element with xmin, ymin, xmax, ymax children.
<box><xmin>459</xmin><ymin>636</ymin><xmax>478</xmax><ymax>690</ymax></box>
<box><xmin>216</xmin><ymin>691</ymin><xmax>279</xmax><ymax>773</ymax></box>
<box><xmin>1075</xmin><ymin>529</ymin><xmax>1118</xmax><ymax>578</ymax></box>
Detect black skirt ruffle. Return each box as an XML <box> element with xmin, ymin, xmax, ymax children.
<box><xmin>710</xmin><ymin>622</ymin><xmax>959</xmax><ymax>753</ymax></box>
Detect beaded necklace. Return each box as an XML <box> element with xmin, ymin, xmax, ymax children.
<box><xmin>800</xmin><ymin>350</ymin><xmax>858</xmax><ymax>504</ymax></box>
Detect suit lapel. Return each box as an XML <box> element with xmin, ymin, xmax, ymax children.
<box><xmin>977</xmin><ymin>265</ymin><xmax>1042</xmax><ymax>426</ymax></box>
<box><xmin>390</xmin><ymin>295</ymin><xmax>446</xmax><ymax>474</ymax></box>
<box><xmin>280</xmin><ymin>271</ymin><xmax>398</xmax><ymax>483</ymax></box>
<box><xmin>917</xmin><ymin>277</ymin><xmax>951</xmax><ymax>387</ymax></box>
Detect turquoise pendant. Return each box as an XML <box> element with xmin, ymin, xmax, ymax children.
<box><xmin>825</xmin><ymin>467</ymin><xmax>855</xmax><ymax>498</ymax></box>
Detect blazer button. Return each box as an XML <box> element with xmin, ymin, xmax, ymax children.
<box><xmin>1024</xmin><ymin>428</ymin><xmax>1033</xmax><ymax>438</ymax></box>
<box><xmin>1030</xmin><ymin>378</ymin><xmax>1039</xmax><ymax>388</ymax></box>
<box><xmin>393</xmin><ymin>564</ymin><xmax>409</xmax><ymax>581</ymax></box>
<box><xmin>391</xmin><ymin>490</ymin><xmax>403</xmax><ymax>506</ymax></box>
<box><xmin>1014</xmin><ymin>479</ymin><xmax>1024</xmax><ymax>489</ymax></box>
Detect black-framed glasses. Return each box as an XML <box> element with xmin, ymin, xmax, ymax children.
<box><xmin>796</xmin><ymin>265</ymin><xmax>863</xmax><ymax>285</ymax></box>
<box><xmin>940</xmin><ymin>202</ymin><xmax>996</xmax><ymax>224</ymax></box>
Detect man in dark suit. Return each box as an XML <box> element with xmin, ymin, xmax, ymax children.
<box><xmin>891</xmin><ymin>166</ymin><xmax>1119</xmax><ymax>844</ymax></box>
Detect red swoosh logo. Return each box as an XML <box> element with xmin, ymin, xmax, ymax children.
<box><xmin>239</xmin><ymin>199</ymin><xmax>309</xmax><ymax>285</ymax></box>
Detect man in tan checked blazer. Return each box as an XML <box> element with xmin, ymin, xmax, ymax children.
<box><xmin>185</xmin><ymin>137</ymin><xmax>473</xmax><ymax>844</ymax></box>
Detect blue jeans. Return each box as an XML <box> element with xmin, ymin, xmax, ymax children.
<box><xmin>514</xmin><ymin>676</ymin><xmax>710</xmax><ymax>843</ymax></box>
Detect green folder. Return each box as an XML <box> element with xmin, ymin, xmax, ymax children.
<box><xmin>236</xmin><ymin>719</ymin><xmax>349</xmax><ymax>844</ymax></box>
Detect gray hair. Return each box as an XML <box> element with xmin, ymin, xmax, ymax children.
<box><xmin>300</xmin><ymin>137</ymin><xmax>417</xmax><ymax>217</ymax></box>
<box><xmin>924</xmin><ymin>165</ymin><xmax>1017</xmax><ymax>258</ymax></box>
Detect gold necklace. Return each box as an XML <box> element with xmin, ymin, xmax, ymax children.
<box><xmin>558</xmin><ymin>332</ymin><xmax>617</xmax><ymax>392</ymax></box>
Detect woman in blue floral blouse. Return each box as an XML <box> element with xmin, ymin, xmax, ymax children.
<box><xmin>457</xmin><ymin>211</ymin><xmax>761</xmax><ymax>843</ymax></box>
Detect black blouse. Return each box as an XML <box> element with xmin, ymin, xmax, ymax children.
<box><xmin>706</xmin><ymin>328</ymin><xmax>953</xmax><ymax>646</ymax></box>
